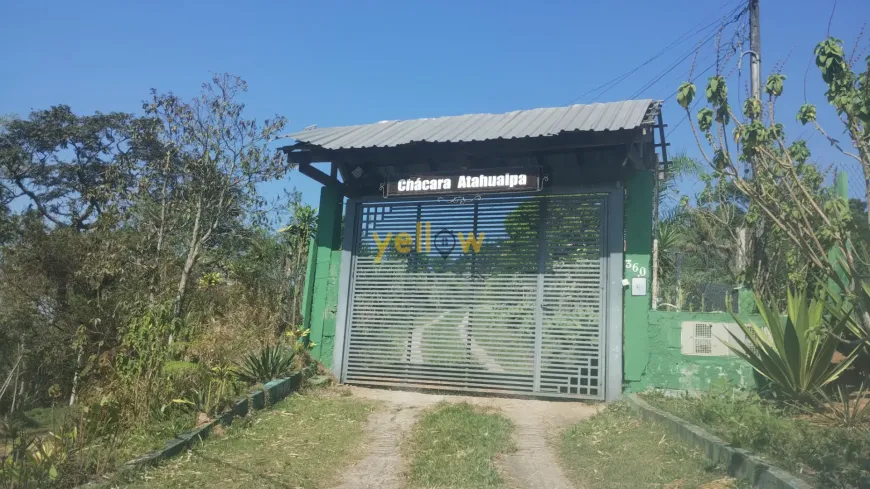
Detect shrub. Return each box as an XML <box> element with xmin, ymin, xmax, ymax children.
<box><xmin>235</xmin><ymin>346</ymin><xmax>296</xmax><ymax>385</ymax></box>
<box><xmin>727</xmin><ymin>288</ymin><xmax>858</xmax><ymax>399</ymax></box>
<box><xmin>643</xmin><ymin>389</ymin><xmax>870</xmax><ymax>488</ymax></box>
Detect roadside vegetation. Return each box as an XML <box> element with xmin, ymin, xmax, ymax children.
<box><xmin>645</xmin><ymin>30</ymin><xmax>870</xmax><ymax>489</ymax></box>
<box><xmin>559</xmin><ymin>402</ymin><xmax>749</xmax><ymax>489</ymax></box>
<box><xmin>405</xmin><ymin>402</ymin><xmax>514</xmax><ymax>489</ymax></box>
<box><xmin>643</xmin><ymin>389</ymin><xmax>870</xmax><ymax>488</ymax></box>
<box><xmin>0</xmin><ymin>74</ymin><xmax>318</xmax><ymax>488</ymax></box>
<box><xmin>113</xmin><ymin>387</ymin><xmax>377</xmax><ymax>489</ymax></box>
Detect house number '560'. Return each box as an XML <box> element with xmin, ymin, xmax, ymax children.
<box><xmin>625</xmin><ymin>260</ymin><xmax>647</xmax><ymax>277</ymax></box>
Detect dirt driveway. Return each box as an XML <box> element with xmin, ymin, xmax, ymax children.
<box><xmin>331</xmin><ymin>386</ymin><xmax>600</xmax><ymax>489</ymax></box>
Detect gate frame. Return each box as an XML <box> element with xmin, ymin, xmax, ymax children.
<box><xmin>332</xmin><ymin>185</ymin><xmax>625</xmax><ymax>401</ymax></box>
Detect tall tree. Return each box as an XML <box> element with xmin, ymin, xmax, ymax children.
<box><xmin>143</xmin><ymin>74</ymin><xmax>289</xmax><ymax>319</ymax></box>
<box><xmin>675</xmin><ymin>37</ymin><xmax>870</xmax><ymax>343</ymax></box>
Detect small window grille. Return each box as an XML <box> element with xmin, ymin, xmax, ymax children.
<box><xmin>694</xmin><ymin>323</ymin><xmax>713</xmax><ymax>354</ymax></box>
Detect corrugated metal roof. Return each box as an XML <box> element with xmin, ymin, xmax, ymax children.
<box><xmin>289</xmin><ymin>99</ymin><xmax>659</xmax><ymax>150</ymax></box>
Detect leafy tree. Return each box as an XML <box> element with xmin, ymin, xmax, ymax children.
<box><xmin>675</xmin><ymin>37</ymin><xmax>870</xmax><ymax>343</ymax></box>
<box><xmin>0</xmin><ymin>106</ymin><xmax>144</xmax><ymax>231</ymax></box>
<box><xmin>142</xmin><ymin>73</ymin><xmax>289</xmax><ymax>319</ymax></box>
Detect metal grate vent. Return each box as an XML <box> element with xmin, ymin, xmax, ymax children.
<box><xmin>694</xmin><ymin>323</ymin><xmax>713</xmax><ymax>355</ymax></box>
<box><xmin>680</xmin><ymin>321</ymin><xmax>769</xmax><ymax>357</ymax></box>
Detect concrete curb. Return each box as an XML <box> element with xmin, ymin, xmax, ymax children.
<box><xmin>625</xmin><ymin>394</ymin><xmax>813</xmax><ymax>489</ymax></box>
<box><xmin>78</xmin><ymin>372</ymin><xmax>303</xmax><ymax>487</ymax></box>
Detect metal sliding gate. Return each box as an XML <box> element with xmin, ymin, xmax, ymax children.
<box><xmin>341</xmin><ymin>193</ymin><xmax>609</xmax><ymax>399</ymax></box>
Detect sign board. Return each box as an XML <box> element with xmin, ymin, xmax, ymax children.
<box><xmin>383</xmin><ymin>167</ymin><xmax>541</xmax><ymax>197</ymax></box>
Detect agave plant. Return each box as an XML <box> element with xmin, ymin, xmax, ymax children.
<box><xmin>808</xmin><ymin>382</ymin><xmax>870</xmax><ymax>427</ymax></box>
<box><xmin>235</xmin><ymin>345</ymin><xmax>296</xmax><ymax>385</ymax></box>
<box><xmin>726</xmin><ymin>288</ymin><xmax>858</xmax><ymax>399</ymax></box>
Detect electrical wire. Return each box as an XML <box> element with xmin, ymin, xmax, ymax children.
<box><xmin>627</xmin><ymin>4</ymin><xmax>748</xmax><ymax>101</ymax></box>
<box><xmin>563</xmin><ymin>0</ymin><xmax>745</xmax><ymax>106</ymax></box>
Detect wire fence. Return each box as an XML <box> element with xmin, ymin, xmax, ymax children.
<box><xmin>656</xmin><ymin>253</ymin><xmax>742</xmax><ymax>313</ymax></box>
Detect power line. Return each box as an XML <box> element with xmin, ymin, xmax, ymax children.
<box><xmin>563</xmin><ymin>0</ymin><xmax>744</xmax><ymax>106</ymax></box>
<box><xmin>627</xmin><ymin>4</ymin><xmax>748</xmax><ymax>100</ymax></box>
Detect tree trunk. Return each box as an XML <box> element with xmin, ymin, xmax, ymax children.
<box><xmin>173</xmin><ymin>195</ymin><xmax>204</xmax><ymax>324</ymax></box>
<box><xmin>69</xmin><ymin>342</ymin><xmax>83</xmax><ymax>406</ymax></box>
<box><xmin>150</xmin><ymin>157</ymin><xmax>172</xmax><ymax>305</ymax></box>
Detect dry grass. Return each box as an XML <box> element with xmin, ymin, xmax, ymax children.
<box><xmin>110</xmin><ymin>386</ymin><xmax>378</xmax><ymax>489</ymax></box>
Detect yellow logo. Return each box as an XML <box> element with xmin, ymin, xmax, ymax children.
<box><xmin>372</xmin><ymin>222</ymin><xmax>485</xmax><ymax>263</ymax></box>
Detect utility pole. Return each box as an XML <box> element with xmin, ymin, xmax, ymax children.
<box><xmin>749</xmin><ymin>0</ymin><xmax>762</xmax><ymax>100</ymax></box>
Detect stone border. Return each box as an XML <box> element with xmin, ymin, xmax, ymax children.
<box><xmin>78</xmin><ymin>373</ymin><xmax>302</xmax><ymax>487</ymax></box>
<box><xmin>625</xmin><ymin>394</ymin><xmax>813</xmax><ymax>489</ymax></box>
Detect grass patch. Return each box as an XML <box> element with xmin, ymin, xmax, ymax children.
<box><xmin>406</xmin><ymin>402</ymin><xmax>514</xmax><ymax>489</ymax></box>
<box><xmin>559</xmin><ymin>402</ymin><xmax>750</xmax><ymax>489</ymax></box>
<box><xmin>113</xmin><ymin>387</ymin><xmax>377</xmax><ymax>489</ymax></box>
<box><xmin>642</xmin><ymin>390</ymin><xmax>870</xmax><ymax>489</ymax></box>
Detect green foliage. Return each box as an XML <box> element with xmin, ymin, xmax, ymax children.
<box><xmin>0</xmin><ymin>429</ymin><xmax>76</xmax><ymax>488</ymax></box>
<box><xmin>697</xmin><ymin>107</ymin><xmax>714</xmax><ymax>131</ymax></box>
<box><xmin>743</xmin><ymin>97</ymin><xmax>762</xmax><ymax>120</ymax></box>
<box><xmin>713</xmin><ymin>149</ymin><xmax>728</xmax><ymax>170</ymax></box>
<box><xmin>560</xmin><ymin>402</ymin><xmax>746</xmax><ymax>489</ymax></box>
<box><xmin>807</xmin><ymin>382</ymin><xmax>870</xmax><ymax>427</ymax></box>
<box><xmin>644</xmin><ymin>389</ymin><xmax>870</xmax><ymax>488</ymax></box>
<box><xmin>406</xmin><ymin>402</ymin><xmax>514</xmax><ymax>489</ymax></box>
<box><xmin>788</xmin><ymin>140</ymin><xmax>811</xmax><ymax>163</ymax></box>
<box><xmin>726</xmin><ymin>288</ymin><xmax>858</xmax><ymax>398</ymax></box>
<box><xmin>117</xmin><ymin>304</ymin><xmax>186</xmax><ymax>381</ymax></box>
<box><xmin>765</xmin><ymin>73</ymin><xmax>786</xmax><ymax>97</ymax></box>
<box><xmin>164</xmin><ymin>364</ymin><xmax>241</xmax><ymax>417</ymax></box>
<box><xmin>675</xmin><ymin>35</ymin><xmax>870</xmax><ymax>330</ymax></box>
<box><xmin>676</xmin><ymin>81</ymin><xmax>696</xmax><ymax>109</ymax></box>
<box><xmin>705</xmin><ymin>75</ymin><xmax>727</xmax><ymax>106</ymax></box>
<box><xmin>118</xmin><ymin>390</ymin><xmax>374</xmax><ymax>489</ymax></box>
<box><xmin>0</xmin><ymin>74</ymin><xmax>310</xmax><ymax>486</ymax></box>
<box><xmin>655</xmin><ymin>220</ymin><xmax>683</xmax><ymax>285</ymax></box>
<box><xmin>797</xmin><ymin>103</ymin><xmax>817</xmax><ymax>124</ymax></box>
<box><xmin>235</xmin><ymin>346</ymin><xmax>296</xmax><ymax>385</ymax></box>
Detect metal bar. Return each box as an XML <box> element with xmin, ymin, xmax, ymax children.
<box><xmin>605</xmin><ymin>188</ymin><xmax>625</xmax><ymax>401</ymax></box>
<box><xmin>336</xmin><ymin>199</ymin><xmax>360</xmax><ymax>382</ymax></box>
<box><xmin>533</xmin><ymin>198</ymin><xmax>547</xmax><ymax>392</ymax></box>
<box><xmin>298</xmin><ymin>161</ymin><xmax>346</xmax><ymax>191</ymax></box>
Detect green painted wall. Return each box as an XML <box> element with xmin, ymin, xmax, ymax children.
<box><xmin>300</xmin><ymin>237</ymin><xmax>317</xmax><ymax>329</ymax></box>
<box><xmin>621</xmin><ymin>171</ymin><xmax>756</xmax><ymax>393</ymax></box>
<box><xmin>303</xmin><ymin>184</ymin><xmax>344</xmax><ymax>369</ymax></box>
<box><xmin>627</xmin><ymin>311</ymin><xmax>759</xmax><ymax>392</ymax></box>
<box><xmin>623</xmin><ymin>171</ymin><xmax>653</xmax><ymax>383</ymax></box>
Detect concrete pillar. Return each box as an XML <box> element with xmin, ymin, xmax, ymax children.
<box><xmin>305</xmin><ymin>184</ymin><xmax>344</xmax><ymax>368</ymax></box>
<box><xmin>623</xmin><ymin>171</ymin><xmax>654</xmax><ymax>384</ymax></box>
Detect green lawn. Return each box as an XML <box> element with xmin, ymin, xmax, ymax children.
<box><xmin>559</xmin><ymin>402</ymin><xmax>750</xmax><ymax>489</ymax></box>
<box><xmin>405</xmin><ymin>402</ymin><xmax>515</xmax><ymax>489</ymax></box>
<box><xmin>113</xmin><ymin>388</ymin><xmax>378</xmax><ymax>489</ymax></box>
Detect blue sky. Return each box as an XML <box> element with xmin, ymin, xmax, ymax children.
<box><xmin>2</xmin><ymin>0</ymin><xmax>868</xmax><ymax>225</ymax></box>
